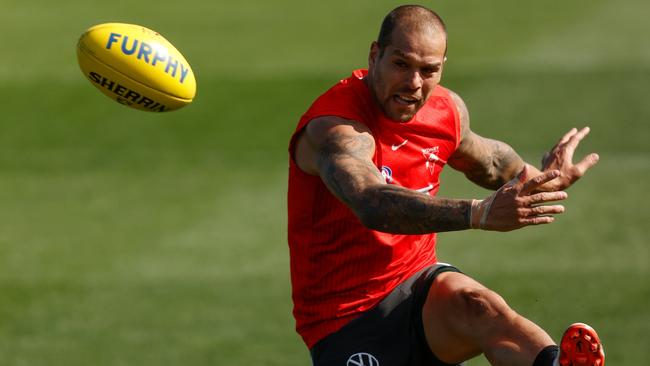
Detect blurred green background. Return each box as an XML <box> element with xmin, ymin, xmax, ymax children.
<box><xmin>1</xmin><ymin>0</ymin><xmax>648</xmax><ymax>364</ymax></box>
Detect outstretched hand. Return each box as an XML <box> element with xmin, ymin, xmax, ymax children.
<box><xmin>539</xmin><ymin>127</ymin><xmax>599</xmax><ymax>191</ymax></box>
<box><xmin>471</xmin><ymin>166</ymin><xmax>568</xmax><ymax>231</ymax></box>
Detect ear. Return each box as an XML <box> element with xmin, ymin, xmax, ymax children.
<box><xmin>368</xmin><ymin>41</ymin><xmax>380</xmax><ymax>68</ymax></box>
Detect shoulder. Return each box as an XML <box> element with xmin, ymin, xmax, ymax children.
<box><xmin>303</xmin><ymin>70</ymin><xmax>374</xmax><ymax>146</ymax></box>
<box><xmin>437</xmin><ymin>86</ymin><xmax>470</xmax><ymax>141</ymax></box>
<box><xmin>304</xmin><ymin>116</ymin><xmax>375</xmax><ymax>151</ymax></box>
<box><xmin>294</xmin><ymin>116</ymin><xmax>375</xmax><ymax>175</ymax></box>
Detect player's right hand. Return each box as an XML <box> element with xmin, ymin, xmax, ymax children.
<box><xmin>470</xmin><ymin>166</ymin><xmax>568</xmax><ymax>231</ymax></box>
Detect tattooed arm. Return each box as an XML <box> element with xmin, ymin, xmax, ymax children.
<box><xmin>446</xmin><ymin>90</ymin><xmax>599</xmax><ymax>192</ymax></box>
<box><xmin>294</xmin><ymin>116</ymin><xmax>472</xmax><ymax>234</ymax></box>
<box><xmin>294</xmin><ymin>116</ymin><xmax>565</xmax><ymax>234</ymax></box>
<box><xmin>446</xmin><ymin>90</ymin><xmax>528</xmax><ymax>190</ymax></box>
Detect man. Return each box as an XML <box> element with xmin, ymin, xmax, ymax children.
<box><xmin>288</xmin><ymin>5</ymin><xmax>605</xmax><ymax>366</ymax></box>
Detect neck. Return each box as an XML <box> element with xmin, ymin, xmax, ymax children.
<box><xmin>362</xmin><ymin>71</ymin><xmax>382</xmax><ymax>115</ymax></box>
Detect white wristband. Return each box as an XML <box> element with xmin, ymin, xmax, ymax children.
<box><xmin>470</xmin><ymin>199</ymin><xmax>482</xmax><ymax>229</ymax></box>
<box><xmin>479</xmin><ymin>193</ymin><xmax>497</xmax><ymax>230</ymax></box>
<box><xmin>470</xmin><ymin>193</ymin><xmax>497</xmax><ymax>230</ymax></box>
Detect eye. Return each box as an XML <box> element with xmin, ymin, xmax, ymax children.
<box><xmin>421</xmin><ymin>66</ymin><xmax>440</xmax><ymax>77</ymax></box>
<box><xmin>394</xmin><ymin>60</ymin><xmax>408</xmax><ymax>69</ymax></box>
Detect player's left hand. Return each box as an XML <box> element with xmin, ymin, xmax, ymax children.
<box><xmin>539</xmin><ymin>127</ymin><xmax>599</xmax><ymax>191</ymax></box>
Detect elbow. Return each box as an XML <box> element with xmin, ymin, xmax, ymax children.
<box><xmin>465</xmin><ymin>171</ymin><xmax>502</xmax><ymax>190</ymax></box>
<box><xmin>350</xmin><ymin>193</ymin><xmax>391</xmax><ymax>232</ymax></box>
<box><xmin>356</xmin><ymin>207</ymin><xmax>388</xmax><ymax>232</ymax></box>
<box><xmin>344</xmin><ymin>186</ymin><xmax>391</xmax><ymax>232</ymax></box>
<box><xmin>467</xmin><ymin>159</ymin><xmax>520</xmax><ymax>189</ymax></box>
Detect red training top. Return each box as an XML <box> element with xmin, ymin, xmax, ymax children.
<box><xmin>287</xmin><ymin>69</ymin><xmax>461</xmax><ymax>348</ymax></box>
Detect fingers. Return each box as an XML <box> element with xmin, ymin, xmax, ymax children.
<box><xmin>520</xmin><ymin>169</ymin><xmax>560</xmax><ymax>195</ymax></box>
<box><xmin>521</xmin><ymin>206</ymin><xmax>565</xmax><ymax>227</ymax></box>
<box><xmin>520</xmin><ymin>194</ymin><xmax>566</xmax><ymax>227</ymax></box>
<box><xmin>558</xmin><ymin>127</ymin><xmax>578</xmax><ymax>145</ymax></box>
<box><xmin>524</xmin><ymin>204</ymin><xmax>565</xmax><ymax>216</ymax></box>
<box><xmin>478</xmin><ymin>185</ymin><xmax>566</xmax><ymax>231</ymax></box>
<box><xmin>572</xmin><ymin>126</ymin><xmax>591</xmax><ymax>142</ymax></box>
<box><xmin>519</xmin><ymin>216</ymin><xmax>556</xmax><ymax>226</ymax></box>
<box><xmin>573</xmin><ymin>152</ymin><xmax>600</xmax><ymax>176</ymax></box>
<box><xmin>542</xmin><ymin>126</ymin><xmax>597</xmax><ymax>187</ymax></box>
<box><xmin>525</xmin><ymin>191</ymin><xmax>568</xmax><ymax>205</ymax></box>
<box><xmin>564</xmin><ymin>126</ymin><xmax>591</xmax><ymax>152</ymax></box>
<box><xmin>559</xmin><ymin>126</ymin><xmax>589</xmax><ymax>146</ymax></box>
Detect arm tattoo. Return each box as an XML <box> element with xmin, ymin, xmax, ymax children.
<box><xmin>471</xmin><ymin>140</ymin><xmax>520</xmax><ymax>180</ymax></box>
<box><xmin>316</xmin><ymin>130</ymin><xmax>383</xmax><ymax>206</ymax></box>
<box><xmin>488</xmin><ymin>139</ymin><xmax>524</xmax><ymax>186</ymax></box>
<box><xmin>361</xmin><ymin>186</ymin><xmax>472</xmax><ymax>234</ymax></box>
<box><xmin>451</xmin><ymin>135</ymin><xmax>524</xmax><ymax>190</ymax></box>
<box><xmin>316</xmin><ymin>130</ymin><xmax>471</xmax><ymax>234</ymax></box>
<box><xmin>446</xmin><ymin>89</ymin><xmax>523</xmax><ymax>190</ymax></box>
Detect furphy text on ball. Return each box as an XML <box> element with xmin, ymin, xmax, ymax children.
<box><xmin>105</xmin><ymin>32</ymin><xmax>190</xmax><ymax>84</ymax></box>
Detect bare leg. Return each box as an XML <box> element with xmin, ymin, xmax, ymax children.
<box><xmin>422</xmin><ymin>272</ymin><xmax>555</xmax><ymax>365</ymax></box>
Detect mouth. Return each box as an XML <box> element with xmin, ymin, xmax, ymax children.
<box><xmin>393</xmin><ymin>94</ymin><xmax>420</xmax><ymax>106</ymax></box>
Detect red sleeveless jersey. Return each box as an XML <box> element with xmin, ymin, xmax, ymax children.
<box><xmin>288</xmin><ymin>69</ymin><xmax>461</xmax><ymax>348</ymax></box>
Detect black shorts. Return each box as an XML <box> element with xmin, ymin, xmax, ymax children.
<box><xmin>310</xmin><ymin>263</ymin><xmax>463</xmax><ymax>366</ymax></box>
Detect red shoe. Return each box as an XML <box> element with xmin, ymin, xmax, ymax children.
<box><xmin>559</xmin><ymin>323</ymin><xmax>605</xmax><ymax>366</ymax></box>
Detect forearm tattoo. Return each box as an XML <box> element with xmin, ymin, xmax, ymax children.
<box><xmin>317</xmin><ymin>131</ymin><xmax>471</xmax><ymax>234</ymax></box>
<box><xmin>487</xmin><ymin>139</ymin><xmax>522</xmax><ymax>184</ymax></box>
<box><xmin>360</xmin><ymin>186</ymin><xmax>471</xmax><ymax>234</ymax></box>
<box><xmin>453</xmin><ymin>137</ymin><xmax>524</xmax><ymax>190</ymax></box>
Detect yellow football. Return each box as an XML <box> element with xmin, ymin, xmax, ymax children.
<box><xmin>77</xmin><ymin>23</ymin><xmax>196</xmax><ymax>112</ymax></box>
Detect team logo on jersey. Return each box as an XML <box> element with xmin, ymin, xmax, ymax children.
<box><xmin>347</xmin><ymin>352</ymin><xmax>380</xmax><ymax>366</ymax></box>
<box><xmin>421</xmin><ymin>146</ymin><xmax>440</xmax><ymax>175</ymax></box>
<box><xmin>381</xmin><ymin>166</ymin><xmax>393</xmax><ymax>183</ymax></box>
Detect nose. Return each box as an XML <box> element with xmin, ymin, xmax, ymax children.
<box><xmin>404</xmin><ymin>70</ymin><xmax>423</xmax><ymax>90</ymax></box>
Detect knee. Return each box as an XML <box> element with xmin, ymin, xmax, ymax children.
<box><xmin>451</xmin><ymin>287</ymin><xmax>510</xmax><ymax>322</ymax></box>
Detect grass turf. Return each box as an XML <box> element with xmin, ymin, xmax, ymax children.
<box><xmin>0</xmin><ymin>0</ymin><xmax>648</xmax><ymax>364</ymax></box>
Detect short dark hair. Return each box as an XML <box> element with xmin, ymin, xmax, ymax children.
<box><xmin>376</xmin><ymin>5</ymin><xmax>447</xmax><ymax>53</ymax></box>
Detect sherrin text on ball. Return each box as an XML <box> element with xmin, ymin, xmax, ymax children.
<box><xmin>77</xmin><ymin>23</ymin><xmax>196</xmax><ymax>112</ymax></box>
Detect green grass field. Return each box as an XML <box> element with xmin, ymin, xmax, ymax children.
<box><xmin>1</xmin><ymin>0</ymin><xmax>648</xmax><ymax>364</ymax></box>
